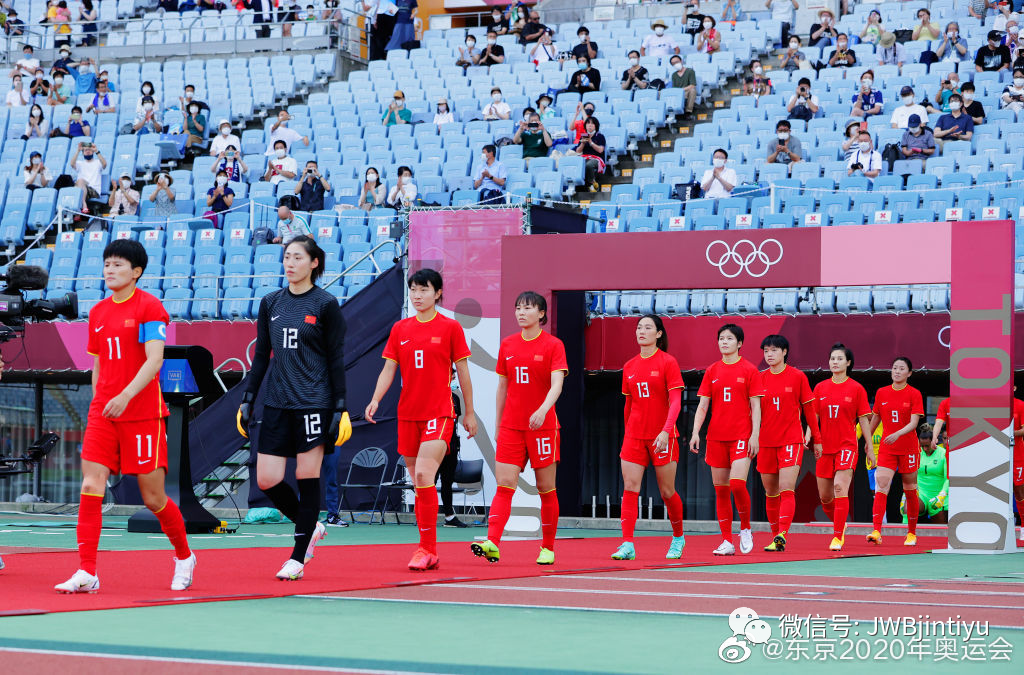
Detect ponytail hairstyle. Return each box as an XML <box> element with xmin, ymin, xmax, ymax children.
<box><xmin>829</xmin><ymin>342</ymin><xmax>854</xmax><ymax>370</ymax></box>
<box><xmin>893</xmin><ymin>355</ymin><xmax>913</xmax><ymax>372</ymax></box>
<box><xmin>639</xmin><ymin>313</ymin><xmax>668</xmax><ymax>351</ymax></box>
<box><xmin>285</xmin><ymin>234</ymin><xmax>326</xmax><ymax>284</ymax></box>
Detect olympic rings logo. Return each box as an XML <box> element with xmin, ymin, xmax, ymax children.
<box><xmin>705</xmin><ymin>239</ymin><xmax>784</xmax><ymax>278</ymax></box>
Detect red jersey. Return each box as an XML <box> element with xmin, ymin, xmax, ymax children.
<box><xmin>697</xmin><ymin>357</ymin><xmax>764</xmax><ymax>441</ymax></box>
<box><xmin>813</xmin><ymin>377</ymin><xmax>871</xmax><ymax>454</ymax></box>
<box><xmin>1014</xmin><ymin>398</ymin><xmax>1024</xmax><ymax>432</ymax></box>
<box><xmin>622</xmin><ymin>349</ymin><xmax>684</xmax><ymax>439</ymax></box>
<box><xmin>382</xmin><ymin>311</ymin><xmax>471</xmax><ymax>421</ymax></box>
<box><xmin>758</xmin><ymin>365</ymin><xmax>816</xmax><ymax>446</ymax></box>
<box><xmin>872</xmin><ymin>384</ymin><xmax>924</xmax><ymax>454</ymax></box>
<box><xmin>86</xmin><ymin>288</ymin><xmax>170</xmax><ymax>421</ymax></box>
<box><xmin>936</xmin><ymin>397</ymin><xmax>951</xmax><ymax>437</ymax></box>
<box><xmin>496</xmin><ymin>330</ymin><xmax>568</xmax><ymax>430</ymax></box>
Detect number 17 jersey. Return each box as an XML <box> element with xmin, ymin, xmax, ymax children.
<box><xmin>813</xmin><ymin>377</ymin><xmax>870</xmax><ymax>454</ymax></box>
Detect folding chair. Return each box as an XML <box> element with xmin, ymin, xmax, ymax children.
<box><xmin>336</xmin><ymin>447</ymin><xmax>389</xmax><ymax>524</ymax></box>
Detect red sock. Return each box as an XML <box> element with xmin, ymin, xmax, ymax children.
<box><xmin>77</xmin><ymin>492</ymin><xmax>104</xmax><ymax>575</ymax></box>
<box><xmin>765</xmin><ymin>493</ymin><xmax>780</xmax><ymax>536</ymax></box>
<box><xmin>620</xmin><ymin>490</ymin><xmax>639</xmax><ymax>541</ymax></box>
<box><xmin>904</xmin><ymin>489</ymin><xmax>919</xmax><ymax>535</ymax></box>
<box><xmin>714</xmin><ymin>485</ymin><xmax>732</xmax><ymax>540</ymax></box>
<box><xmin>779</xmin><ymin>490</ymin><xmax>795</xmax><ymax>535</ymax></box>
<box><xmin>832</xmin><ymin>496</ymin><xmax>849</xmax><ymax>538</ymax></box>
<box><xmin>665</xmin><ymin>491</ymin><xmax>684</xmax><ymax>537</ymax></box>
<box><xmin>540</xmin><ymin>489</ymin><xmax>559</xmax><ymax>550</ymax></box>
<box><xmin>487</xmin><ymin>485</ymin><xmax>514</xmax><ymax>546</ymax></box>
<box><xmin>821</xmin><ymin>498</ymin><xmax>835</xmax><ymax>522</ymax></box>
<box><xmin>414</xmin><ymin>485</ymin><xmax>438</xmax><ymax>555</ymax></box>
<box><xmin>1016</xmin><ymin>498</ymin><xmax>1024</xmax><ymax>527</ymax></box>
<box><xmin>729</xmin><ymin>479</ymin><xmax>750</xmax><ymax>530</ymax></box>
<box><xmin>153</xmin><ymin>498</ymin><xmax>191</xmax><ymax>560</ymax></box>
<box><xmin>872</xmin><ymin>491</ymin><xmax>888</xmax><ymax>531</ymax></box>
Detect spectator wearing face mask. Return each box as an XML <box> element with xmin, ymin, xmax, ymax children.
<box><xmin>213</xmin><ymin>144</ymin><xmax>248</xmax><ymax>182</ymax></box>
<box><xmin>850</xmin><ymin>70</ymin><xmax>883</xmax><ymax>118</ymax></box>
<box><xmin>890</xmin><ymin>86</ymin><xmax>927</xmax><ymax>129</ymax></box>
<box><xmin>841</xmin><ymin>119</ymin><xmax>862</xmax><ymax>161</ymax></box>
<box><xmin>536</xmin><ymin>94</ymin><xmax>555</xmax><ymax>122</ymax></box>
<box><xmin>179</xmin><ymin>84</ymin><xmax>210</xmax><ymax>115</ymax></box>
<box><xmin>513</xmin><ymin>112</ymin><xmax>552</xmax><ymax>166</ymax></box>
<box><xmin>382</xmin><ymin>89</ymin><xmax>412</xmax><ymax>125</ymax></box>
<box><xmin>696</xmin><ymin>16</ymin><xmax>721</xmax><ymax>54</ymax></box>
<box><xmin>50</xmin><ymin>47</ymin><xmax>81</xmax><ymax>78</ymax></box>
<box><xmin>766</xmin><ymin>119</ymin><xmax>802</xmax><ymax>168</ymax></box>
<box><xmin>487</xmin><ymin>7</ymin><xmax>508</xmax><ymax>35</ymax></box>
<box><xmin>132</xmin><ymin>96</ymin><xmax>163</xmax><ymax>135</ymax></box>
<box><xmin>846</xmin><ymin>132</ymin><xmax>882</xmax><ymax>179</ymax></box>
<box><xmin>3</xmin><ymin>8</ymin><xmax>24</xmax><ymax>36</ymax></box>
<box><xmin>1005</xmin><ymin>19</ymin><xmax>1022</xmax><ymax>67</ymax></box>
<box><xmin>433</xmin><ymin>97</ymin><xmax>454</xmax><ymax>129</ymax></box>
<box><xmin>71</xmin><ymin>140</ymin><xmax>105</xmax><ymax>212</ymax></box>
<box><xmin>1001</xmin><ymin>68</ymin><xmax>1024</xmax><ymax>113</ymax></box>
<box><xmin>912</xmin><ymin>8</ymin><xmax>941</xmax><ymax>41</ymax></box>
<box><xmin>206</xmin><ymin>170</ymin><xmax>235</xmax><ymax>225</ymax></box>
<box><xmin>358</xmin><ymin>167</ymin><xmax>386</xmax><ymax>211</ymax></box>
<box><xmin>934</xmin><ymin>93</ymin><xmax>974</xmax><ymax>149</ymax></box>
<box><xmin>786</xmin><ymin>77</ymin><xmax>819</xmax><ymax>121</ymax></box>
<box><xmin>136</xmin><ymin>81</ymin><xmax>160</xmax><ymax>113</ymax></box>
<box><xmin>744</xmin><ymin>59</ymin><xmax>773</xmax><ymax>96</ymax></box>
<box><xmin>22</xmin><ymin>104</ymin><xmax>49</xmax><ymax>138</ymax></box>
<box><xmin>108</xmin><ymin>172</ymin><xmax>140</xmax><ymax>216</ymax></box>
<box><xmin>933</xmin><ymin>22</ymin><xmax>969</xmax><ymax>63</ymax></box>
<box><xmin>387</xmin><ymin>166</ymin><xmax>418</xmax><ymax>208</ymax></box>
<box><xmin>642</xmin><ymin>19</ymin><xmax>679</xmax><ymax>57</ymax></box>
<box><xmin>926</xmin><ymin>73</ymin><xmax>960</xmax><ymax>115</ymax></box>
<box><xmin>876</xmin><ymin>32</ymin><xmax>905</xmax><ymax>67</ymax></box>
<box><xmin>700</xmin><ymin>148</ymin><xmax>736</xmax><ymax>199</ymax></box>
<box><xmin>149</xmin><ymin>173</ymin><xmax>177</xmax><ymax>220</ymax></box>
<box><xmin>294</xmin><ymin>160</ymin><xmax>331</xmax><ymax>212</ymax></box>
<box><xmin>779</xmin><ymin>37</ymin><xmax>805</xmax><ymax>72</ymax></box>
<box><xmin>6</xmin><ymin>75</ymin><xmax>28</xmax><ymax>107</ymax></box>
<box><xmin>86</xmin><ymin>79</ymin><xmax>115</xmax><ymax>114</ymax></box>
<box><xmin>621</xmin><ymin>50</ymin><xmax>650</xmax><ymax>91</ymax></box>
<box><xmin>683</xmin><ymin>1</ymin><xmax>708</xmax><ymax>36</ymax></box>
<box><xmin>721</xmin><ymin>0</ymin><xmax>739</xmax><ymax>22</ymax></box>
<box><xmin>859</xmin><ymin>10</ymin><xmax>884</xmax><ymax>45</ymax></box>
<box><xmin>11</xmin><ymin>45</ymin><xmax>39</xmax><ymax>79</ymax></box>
<box><xmin>477</xmin><ymin>30</ymin><xmax>505</xmax><ymax>66</ymax></box>
<box><xmin>47</xmin><ymin>70</ymin><xmax>74</xmax><ymax>106</ymax></box>
<box><xmin>264</xmin><ymin>140</ymin><xmax>297</xmax><ymax>185</ymax></box>
<box><xmin>572</xmin><ymin>26</ymin><xmax>598</xmax><ymax>60</ymax></box>
<box><xmin>28</xmin><ymin>69</ymin><xmax>49</xmax><ymax>104</ymax></box>
<box><xmin>520</xmin><ymin>11</ymin><xmax>546</xmax><ymax>45</ymax></box>
<box><xmin>669</xmin><ymin>55</ymin><xmax>697</xmax><ymax>119</ymax></box>
<box><xmin>809</xmin><ymin>8</ymin><xmax>838</xmax><ymax>47</ymax></box>
<box><xmin>960</xmin><ymin>81</ymin><xmax>986</xmax><ymax>124</ymax></box>
<box><xmin>482</xmin><ymin>87</ymin><xmax>511</xmax><ymax>120</ymax></box>
<box><xmin>976</xmin><ymin>30</ymin><xmax>1011</xmax><ymax>71</ymax></box>
<box><xmin>23</xmin><ymin>152</ymin><xmax>51</xmax><ymax>190</ymax></box>
<box><xmin>765</xmin><ymin>0</ymin><xmax>798</xmax><ymax>46</ymax></box>
<box><xmin>576</xmin><ymin>116</ymin><xmax>606</xmax><ymax>190</ymax></box>
<box><xmin>183</xmin><ymin>101</ymin><xmax>206</xmax><ymax>152</ymax></box>
<box><xmin>50</xmin><ymin>105</ymin><xmax>90</xmax><ymax>138</ymax></box>
<box><xmin>273</xmin><ymin>198</ymin><xmax>311</xmax><ymax>244</ymax></box>
<box><xmin>530</xmin><ymin>29</ymin><xmax>559</xmax><ymax>66</ymax></box>
<box><xmin>567</xmin><ymin>55</ymin><xmax>601</xmax><ymax>94</ymax></box>
<box><xmin>474</xmin><ymin>144</ymin><xmax>506</xmax><ymax>203</ymax></box>
<box><xmin>899</xmin><ymin>114</ymin><xmax>935</xmax><ymax>164</ymax></box>
<box><xmin>268</xmin><ymin>110</ymin><xmax>310</xmax><ymax>152</ymax></box>
<box><xmin>828</xmin><ymin>33</ymin><xmax>858</xmax><ymax>67</ymax></box>
<box><xmin>571</xmin><ymin>102</ymin><xmax>596</xmax><ymax>142</ymax></box>
<box><xmin>456</xmin><ymin>34</ymin><xmax>480</xmax><ymax>68</ymax></box>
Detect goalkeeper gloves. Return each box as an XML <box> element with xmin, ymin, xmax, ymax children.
<box><xmin>328</xmin><ymin>399</ymin><xmax>352</xmax><ymax>447</ymax></box>
<box><xmin>237</xmin><ymin>391</ymin><xmax>255</xmax><ymax>439</ymax></box>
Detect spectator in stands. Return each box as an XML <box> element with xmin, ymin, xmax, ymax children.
<box><xmin>86</xmin><ymin>79</ymin><xmax>115</xmax><ymax>114</ymax></box>
<box><xmin>786</xmin><ymin>77</ymin><xmax>818</xmax><ymax>121</ymax></box>
<box><xmin>779</xmin><ymin>37</ymin><xmax>805</xmax><ymax>72</ymax></box>
<box><xmin>700</xmin><ymin>148</ymin><xmax>736</xmax><ymax>199</ymax></box>
<box><xmin>507</xmin><ymin>2</ymin><xmax>529</xmax><ymax>36</ymax></box>
<box><xmin>132</xmin><ymin>96</ymin><xmax>164</xmax><ymax>135</ymax></box>
<box><xmin>571</xmin><ymin>101</ymin><xmax>595</xmax><ymax>142</ymax></box>
<box><xmin>841</xmin><ymin>119</ymin><xmax>861</xmax><ymax>161</ymax></box>
<box><xmin>382</xmin><ymin>90</ymin><xmax>412</xmax><ymax>125</ymax></box>
<box><xmin>934</xmin><ymin>93</ymin><xmax>974</xmax><ymax>149</ymax></box>
<box><xmin>1005</xmin><ymin>19</ymin><xmax>1022</xmax><ymax>65</ymax></box>
<box><xmin>513</xmin><ymin>112</ymin><xmax>552</xmax><ymax>166</ymax></box>
<box><xmin>766</xmin><ymin>119</ymin><xmax>802</xmax><ymax>167</ymax></box>
<box><xmin>969</xmin><ymin>0</ymin><xmax>995</xmax><ymax>24</ymax></box>
<box><xmin>900</xmin><ymin>114</ymin><xmax>935</xmax><ymax>164</ymax></box>
<box><xmin>961</xmin><ymin>81</ymin><xmax>986</xmax><ymax>124</ymax></box>
<box><xmin>386</xmin><ymin>165</ymin><xmax>418</xmax><ymax>208</ymax></box>
<box><xmin>1001</xmin><ymin>68</ymin><xmax>1024</xmax><ymax>113</ymax></box>
<box><xmin>137</xmin><ymin>81</ymin><xmax>159</xmax><ymax>113</ymax></box>
<box><xmin>53</xmin><ymin>1</ymin><xmax>73</xmax><ymax>48</ymax></box>
<box><xmin>184</xmin><ymin>101</ymin><xmax>206</xmax><ymax>153</ymax></box>
<box><xmin>696</xmin><ymin>16</ymin><xmax>721</xmax><ymax>54</ymax></box>
<box><xmin>859</xmin><ymin>9</ymin><xmax>883</xmax><ymax>45</ymax></box>
<box><xmin>520</xmin><ymin>10</ymin><xmax>546</xmax><ymax>45</ymax></box>
<box><xmin>108</xmin><ymin>172</ymin><xmax>140</xmax><ymax>217</ymax></box>
<box><xmin>180</xmin><ymin>84</ymin><xmax>210</xmax><ymax>115</ymax></box>
<box><xmin>576</xmin><ymin>116</ymin><xmax>606</xmax><ymax>190</ymax></box>
<box><xmin>482</xmin><ymin>87</ymin><xmax>511</xmax><ymax>120</ymax></box>
<box><xmin>28</xmin><ymin>69</ymin><xmax>49</xmax><ymax>104</ymax></box>
<box><xmin>994</xmin><ymin>5</ymin><xmax>1016</xmax><ymax>32</ymax></box>
<box><xmin>642</xmin><ymin>19</ymin><xmax>679</xmax><ymax>57</ymax></box>
<box><xmin>477</xmin><ymin>30</ymin><xmax>505</xmax><ymax>66</ymax></box>
<box><xmin>50</xmin><ymin>46</ymin><xmax>81</xmax><ymax>78</ymax></box>
<box><xmin>912</xmin><ymin>8</ymin><xmax>940</xmax><ymax>41</ymax></box>
<box><xmin>383</xmin><ymin>0</ymin><xmax>417</xmax><ymax>51</ymax></box>
<box><xmin>890</xmin><ymin>86</ymin><xmax>927</xmax><ymax>129</ymax></box>
<box><xmin>572</xmin><ymin>26</ymin><xmax>598</xmax><ymax>60</ymax></box>
<box><xmin>210</xmin><ymin>120</ymin><xmax>240</xmax><ymax>157</ymax></box>
<box><xmin>23</xmin><ymin>152</ymin><xmax>51</xmax><ymax>190</ymax></box>
<box><xmin>744</xmin><ymin>59</ymin><xmax>773</xmax><ymax>96</ymax></box>
<box><xmin>530</xmin><ymin>28</ymin><xmax>559</xmax><ymax>66</ymax></box>
<box><xmin>488</xmin><ymin>6</ymin><xmax>508</xmax><ymax>35</ymax></box>
<box><xmin>149</xmin><ymin>173</ymin><xmax>177</xmax><ymax>219</ymax></box>
<box><xmin>47</xmin><ymin>70</ymin><xmax>73</xmax><ymax>106</ymax></box>
<box><xmin>294</xmin><ymin>160</ymin><xmax>331</xmax><ymax>212</ymax></box>
<box><xmin>213</xmin><ymin>145</ymin><xmax>248</xmax><ymax>182</ymax></box>
<box><xmin>6</xmin><ymin>74</ymin><xmax>27</xmax><ymax>107</ymax></box>
<box><xmin>621</xmin><ymin>50</ymin><xmax>650</xmax><ymax>91</ymax></box>
<box><xmin>433</xmin><ymin>97</ymin><xmax>454</xmax><ymax>129</ymax></box>
<box><xmin>670</xmin><ymin>55</ymin><xmax>697</xmax><ymax>119</ymax></box>
<box><xmin>933</xmin><ymin>22</ymin><xmax>969</xmax><ymax>63</ymax></box>
<box><xmin>22</xmin><ymin>104</ymin><xmax>49</xmax><ymax>139</ymax></box>
<box><xmin>519</xmin><ymin>106</ymin><xmax>535</xmax><ymax>124</ymax></box>
<box><xmin>273</xmin><ymin>197</ymin><xmax>311</xmax><ymax>244</ymax></box>
<box><xmin>721</xmin><ymin>0</ymin><xmax>739</xmax><ymax>22</ymax></box>
<box><xmin>50</xmin><ymin>105</ymin><xmax>90</xmax><ymax>138</ymax></box>
<box><xmin>96</xmin><ymin>69</ymin><xmax>116</xmax><ymax>92</ymax></box>
<box><xmin>268</xmin><ymin>110</ymin><xmax>310</xmax><ymax>152</ymax></box>
<box><xmin>926</xmin><ymin>72</ymin><xmax>960</xmax><ymax>114</ymax></box>
<box><xmin>264</xmin><ymin>140</ymin><xmax>297</xmax><ymax>185</ymax></box>
<box><xmin>3</xmin><ymin>8</ymin><xmax>24</xmax><ymax>36</ymax></box>
<box><xmin>976</xmin><ymin>30</ymin><xmax>1011</xmax><ymax>71</ymax></box>
<box><xmin>567</xmin><ymin>55</ymin><xmax>601</xmax><ymax>94</ymax></box>
<box><xmin>876</xmin><ymin>32</ymin><xmax>905</xmax><ymax>67</ymax></box>
<box><xmin>850</xmin><ymin>70</ymin><xmax>883</xmax><ymax>118</ymax></box>
<box><xmin>358</xmin><ymin>167</ymin><xmax>386</xmax><ymax>211</ymax></box>
<box><xmin>846</xmin><ymin>131</ymin><xmax>881</xmax><ymax>179</ymax></box>
<box><xmin>456</xmin><ymin>34</ymin><xmax>480</xmax><ymax>68</ymax></box>
<box><xmin>74</xmin><ymin>60</ymin><xmax>97</xmax><ymax>94</ymax></box>
<box><xmin>808</xmin><ymin>8</ymin><xmax>838</xmax><ymax>47</ymax></box>
<box><xmin>765</xmin><ymin>0</ymin><xmax>798</xmax><ymax>45</ymax></box>
<box><xmin>206</xmin><ymin>170</ymin><xmax>235</xmax><ymax>224</ymax></box>
<box><xmin>536</xmin><ymin>93</ymin><xmax>555</xmax><ymax>122</ymax></box>
<box><xmin>474</xmin><ymin>143</ymin><xmax>506</xmax><ymax>203</ymax></box>
<box><xmin>79</xmin><ymin>0</ymin><xmax>98</xmax><ymax>46</ymax></box>
<box><xmin>11</xmin><ymin>44</ymin><xmax>39</xmax><ymax>79</ymax></box>
<box><xmin>683</xmin><ymin>1</ymin><xmax>707</xmax><ymax>36</ymax></box>
<box><xmin>70</xmin><ymin>140</ymin><xmax>106</xmax><ymax>213</ymax></box>
<box><xmin>828</xmin><ymin>33</ymin><xmax>857</xmax><ymax>68</ymax></box>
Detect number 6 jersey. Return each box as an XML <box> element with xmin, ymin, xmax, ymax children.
<box><xmin>697</xmin><ymin>357</ymin><xmax>764</xmax><ymax>442</ymax></box>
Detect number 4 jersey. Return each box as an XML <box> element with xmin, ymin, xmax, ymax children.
<box><xmin>86</xmin><ymin>288</ymin><xmax>170</xmax><ymax>421</ymax></box>
<box><xmin>496</xmin><ymin>330</ymin><xmax>568</xmax><ymax>430</ymax></box>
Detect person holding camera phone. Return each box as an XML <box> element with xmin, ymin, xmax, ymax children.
<box><xmin>926</xmin><ymin>72</ymin><xmax>960</xmax><ymax>114</ymax></box>
<box><xmin>513</xmin><ymin>112</ymin><xmax>552</xmax><ymax>167</ymax></box>
<box><xmin>846</xmin><ymin>131</ymin><xmax>882</xmax><ymax>180</ymax></box>
<box><xmin>1001</xmin><ymin>67</ymin><xmax>1024</xmax><ymax>113</ymax></box>
<box><xmin>294</xmin><ymin>160</ymin><xmax>331</xmax><ymax>212</ymax></box>
<box><xmin>766</xmin><ymin>120</ymin><xmax>802</xmax><ymax>167</ymax></box>
<box><xmin>70</xmin><ymin>140</ymin><xmax>105</xmax><ymax>213</ymax></box>
<box><xmin>899</xmin><ymin>114</ymin><xmax>935</xmax><ymax>165</ymax></box>
<box><xmin>149</xmin><ymin>173</ymin><xmax>177</xmax><ymax>220</ymax></box>
<box><xmin>933</xmin><ymin>93</ymin><xmax>974</xmax><ymax>150</ymax></box>
<box><xmin>786</xmin><ymin>77</ymin><xmax>819</xmax><ymax>121</ymax></box>
<box><xmin>850</xmin><ymin>70</ymin><xmax>883</xmax><ymax>118</ymax></box>
<box><xmin>108</xmin><ymin>171</ymin><xmax>140</xmax><ymax>216</ymax></box>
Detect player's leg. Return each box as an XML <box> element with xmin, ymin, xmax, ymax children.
<box><xmin>774</xmin><ymin>462</ymin><xmax>801</xmax><ymax>550</ymax></box>
<box><xmin>711</xmin><ymin>463</ymin><xmax>735</xmax><ymax>555</ymax></box>
<box><xmin>1014</xmin><ymin>484</ymin><xmax>1024</xmax><ymax>541</ymax></box>
<box><xmin>614</xmin><ymin>458</ymin><xmax>645</xmax><ymax>560</ymax></box>
<box><xmin>729</xmin><ymin>450</ymin><xmax>753</xmax><ymax>541</ymax></box>
<box><xmin>256</xmin><ymin>454</ymin><xmax>299</xmax><ymax>520</ymax></box>
<box><xmin>869</xmin><ymin>465</ymin><xmax>895</xmax><ymax>543</ymax></box>
<box><xmin>653</xmin><ymin>455</ymin><xmax>685</xmax><ymax>559</ymax></box>
<box><xmin>61</xmin><ymin>459</ymin><xmax>110</xmax><ymax>591</ymax></box>
<box><xmin>410</xmin><ymin>439</ymin><xmax>447</xmax><ymax>568</ymax></box>
<box><xmin>757</xmin><ymin>447</ymin><xmax>779</xmax><ymax>540</ymax></box>
<box><xmin>900</xmin><ymin>460</ymin><xmax>919</xmax><ymax>545</ymax></box>
<box><xmin>816</xmin><ymin>455</ymin><xmax>836</xmax><ymax>524</ymax></box>
<box><xmin>473</xmin><ymin>460</ymin><xmax>520</xmax><ymax>562</ymax></box>
<box><xmin>535</xmin><ymin>461</ymin><xmax>558</xmax><ymax>564</ymax></box>
<box><xmin>136</xmin><ymin>467</ymin><xmax>195</xmax><ymax>590</ymax></box>
<box><xmin>832</xmin><ymin>468</ymin><xmax>854</xmax><ymax>546</ymax></box>
<box><xmin>293</xmin><ymin>444</ymin><xmax>326</xmax><ymax>564</ymax></box>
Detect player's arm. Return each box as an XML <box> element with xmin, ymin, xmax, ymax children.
<box><xmin>323</xmin><ymin>301</ymin><xmax>350</xmax><ymax>445</ymax></box>
<box><xmin>454</xmin><ymin>357</ymin><xmax>477</xmax><ymax>438</ymax></box>
<box><xmin>495</xmin><ymin>373</ymin><xmax>508</xmax><ymax>432</ymax></box>
<box><xmin>365</xmin><ymin>359</ymin><xmax>397</xmax><ymax>423</ymax></box>
<box><xmin>747</xmin><ymin>395</ymin><xmax>761</xmax><ymax>457</ymax></box>
<box><xmin>932</xmin><ymin>417</ymin><xmax>945</xmax><ymax>448</ymax></box>
<box><xmin>689</xmin><ymin>395</ymin><xmax>710</xmax><ymax>452</ymax></box>
<box><xmin>91</xmin><ymin>355</ymin><xmax>99</xmax><ymax>392</ymax></box>
<box><xmin>529</xmin><ymin>369</ymin><xmax>565</xmax><ymax>430</ymax></box>
<box><xmin>622</xmin><ymin>392</ymin><xmax>632</xmax><ymax>425</ymax></box>
<box><xmin>801</xmin><ymin>398</ymin><xmax>822</xmax><ymax>445</ymax></box>
<box><xmin>884</xmin><ymin>413</ymin><xmax>921</xmax><ymax>445</ymax></box>
<box><xmin>103</xmin><ymin>338</ymin><xmax>163</xmax><ymax>418</ymax></box>
<box><xmin>655</xmin><ymin>387</ymin><xmax>682</xmax><ymax>452</ymax></box>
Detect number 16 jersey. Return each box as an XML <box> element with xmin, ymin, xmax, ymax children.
<box><xmin>496</xmin><ymin>330</ymin><xmax>568</xmax><ymax>431</ymax></box>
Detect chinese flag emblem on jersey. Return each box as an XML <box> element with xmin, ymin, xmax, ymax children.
<box><xmin>124</xmin><ymin>319</ymin><xmax>136</xmax><ymax>328</ymax></box>
<box><xmin>651</xmin><ymin>371</ymin><xmax>659</xmax><ymax>376</ymax></box>
<box><xmin>431</xmin><ymin>336</ymin><xmax>442</xmax><ymax>344</ymax></box>
<box><xmin>304</xmin><ymin>315</ymin><xmax>317</xmax><ymax>325</ymax></box>
<box><xmin>534</xmin><ymin>354</ymin><xmax>544</xmax><ymax>361</ymax></box>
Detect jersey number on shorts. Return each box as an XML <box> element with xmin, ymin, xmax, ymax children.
<box><xmin>106</xmin><ymin>337</ymin><xmax>121</xmax><ymax>360</ymax></box>
<box><xmin>536</xmin><ymin>437</ymin><xmax>552</xmax><ymax>458</ymax></box>
<box><xmin>783</xmin><ymin>445</ymin><xmax>795</xmax><ymax>461</ymax></box>
<box><xmin>839</xmin><ymin>448</ymin><xmax>854</xmax><ymax>465</ymax></box>
<box><xmin>304</xmin><ymin>413</ymin><xmax>321</xmax><ymax>436</ymax></box>
<box><xmin>426</xmin><ymin>418</ymin><xmax>437</xmax><ymax>433</ymax></box>
<box><xmin>515</xmin><ymin>366</ymin><xmax>529</xmax><ymax>384</ymax></box>
<box><xmin>283</xmin><ymin>328</ymin><xmax>298</xmax><ymax>349</ymax></box>
<box><xmin>136</xmin><ymin>434</ymin><xmax>153</xmax><ymax>463</ymax></box>
<box><xmin>635</xmin><ymin>382</ymin><xmax>650</xmax><ymax>398</ymax></box>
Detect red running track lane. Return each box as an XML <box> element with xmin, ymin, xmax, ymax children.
<box><xmin>325</xmin><ymin>569</ymin><xmax>1024</xmax><ymax>628</ymax></box>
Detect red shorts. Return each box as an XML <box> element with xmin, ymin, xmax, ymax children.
<box><xmin>82</xmin><ymin>414</ymin><xmax>168</xmax><ymax>476</ymax></box>
<box><xmin>495</xmin><ymin>427</ymin><xmax>560</xmax><ymax>469</ymax></box>
<box><xmin>705</xmin><ymin>439</ymin><xmax>748</xmax><ymax>469</ymax></box>
<box><xmin>876</xmin><ymin>447</ymin><xmax>918</xmax><ymax>474</ymax></box>
<box><xmin>756</xmin><ymin>444</ymin><xmax>802</xmax><ymax>474</ymax></box>
<box><xmin>1013</xmin><ymin>443</ymin><xmax>1024</xmax><ymax>486</ymax></box>
<box><xmin>621</xmin><ymin>435</ymin><xmax>679</xmax><ymax>467</ymax></box>
<box><xmin>816</xmin><ymin>447</ymin><xmax>857</xmax><ymax>479</ymax></box>
<box><xmin>397</xmin><ymin>417</ymin><xmax>454</xmax><ymax>457</ymax></box>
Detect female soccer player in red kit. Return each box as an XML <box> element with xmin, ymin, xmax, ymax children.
<box><xmin>690</xmin><ymin>324</ymin><xmax>763</xmax><ymax>556</ymax></box>
<box><xmin>611</xmin><ymin>315</ymin><xmax>686</xmax><ymax>561</ymax></box>
<box><xmin>757</xmin><ymin>335</ymin><xmax>821</xmax><ymax>553</ymax></box>
<box><xmin>366</xmin><ymin>269</ymin><xmax>477</xmax><ymax>571</ymax></box>
<box><xmin>56</xmin><ymin>240</ymin><xmax>194</xmax><ymax>593</ymax></box>
<box><xmin>812</xmin><ymin>343</ymin><xmax>871</xmax><ymax>551</ymax></box>
<box><xmin>1012</xmin><ymin>384</ymin><xmax>1024</xmax><ymax>541</ymax></box>
<box><xmin>472</xmin><ymin>292</ymin><xmax>566</xmax><ymax>565</ymax></box>
<box><xmin>867</xmin><ymin>356</ymin><xmax>923</xmax><ymax>546</ymax></box>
